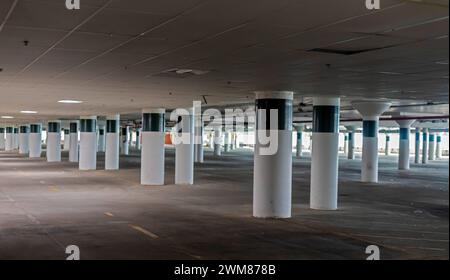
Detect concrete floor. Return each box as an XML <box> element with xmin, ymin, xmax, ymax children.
<box><xmin>0</xmin><ymin>147</ymin><xmax>448</xmax><ymax>260</ymax></box>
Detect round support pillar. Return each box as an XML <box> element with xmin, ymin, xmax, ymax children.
<box><xmin>428</xmin><ymin>133</ymin><xmax>436</xmax><ymax>161</ymax></box>
<box><xmin>175</xmin><ymin>109</ymin><xmax>194</xmax><ymax>185</ymax></box>
<box><xmin>310</xmin><ymin>97</ymin><xmax>340</xmax><ymax>210</ymax></box>
<box><xmin>253</xmin><ymin>91</ymin><xmax>293</xmax><ymax>218</ymax></box>
<box><xmin>213</xmin><ymin>127</ymin><xmax>222</xmax><ymax>156</ymax></box>
<box><xmin>141</xmin><ymin>109</ymin><xmax>166</xmax><ymax>185</ymax></box>
<box><xmin>343</xmin><ymin>134</ymin><xmax>348</xmax><ymax>155</ymax></box>
<box><xmin>5</xmin><ymin>127</ymin><xmax>14</xmax><ymax>151</ymax></box>
<box><xmin>63</xmin><ymin>129</ymin><xmax>70</xmax><ymax>151</ymax></box>
<box><xmin>79</xmin><ymin>116</ymin><xmax>97</xmax><ymax>170</ymax></box>
<box><xmin>105</xmin><ymin>115</ymin><xmax>120</xmax><ymax>170</ymax></box>
<box><xmin>414</xmin><ymin>128</ymin><xmax>420</xmax><ymax>164</ymax></box>
<box><xmin>19</xmin><ymin>125</ymin><xmax>30</xmax><ymax>155</ymax></box>
<box><xmin>194</xmin><ymin>118</ymin><xmax>204</xmax><ymax>163</ymax></box>
<box><xmin>98</xmin><ymin>125</ymin><xmax>106</xmax><ymax>152</ymax></box>
<box><xmin>0</xmin><ymin>128</ymin><xmax>5</xmax><ymax>150</ymax></box>
<box><xmin>224</xmin><ymin>131</ymin><xmax>231</xmax><ymax>152</ymax></box>
<box><xmin>396</xmin><ymin>119</ymin><xmax>415</xmax><ymax>170</ymax></box>
<box><xmin>422</xmin><ymin>128</ymin><xmax>428</xmax><ymax>164</ymax></box>
<box><xmin>295</xmin><ymin>125</ymin><xmax>303</xmax><ymax>158</ymax></box>
<box><xmin>29</xmin><ymin>124</ymin><xmax>42</xmax><ymax>158</ymax></box>
<box><xmin>135</xmin><ymin>128</ymin><xmax>141</xmax><ymax>150</ymax></box>
<box><xmin>384</xmin><ymin>134</ymin><xmax>390</xmax><ymax>156</ymax></box>
<box><xmin>353</xmin><ymin>102</ymin><xmax>391</xmax><ymax>183</ymax></box>
<box><xmin>69</xmin><ymin>122</ymin><xmax>79</xmax><ymax>162</ymax></box>
<box><xmin>47</xmin><ymin>121</ymin><xmax>61</xmax><ymax>162</ymax></box>
<box><xmin>13</xmin><ymin>128</ymin><xmax>19</xmax><ymax>150</ymax></box>
<box><xmin>346</xmin><ymin>126</ymin><xmax>356</xmax><ymax>160</ymax></box>
<box><xmin>120</xmin><ymin>126</ymin><xmax>130</xmax><ymax>155</ymax></box>
<box><xmin>436</xmin><ymin>134</ymin><xmax>442</xmax><ymax>159</ymax></box>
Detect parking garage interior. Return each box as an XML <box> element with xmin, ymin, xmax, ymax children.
<box><xmin>0</xmin><ymin>0</ymin><xmax>449</xmax><ymax>261</ymax></box>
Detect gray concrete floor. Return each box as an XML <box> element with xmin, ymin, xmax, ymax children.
<box><xmin>0</xmin><ymin>148</ymin><xmax>448</xmax><ymax>260</ymax></box>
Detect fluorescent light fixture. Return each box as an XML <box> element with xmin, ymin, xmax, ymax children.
<box><xmin>20</xmin><ymin>110</ymin><xmax>37</xmax><ymax>114</ymax></box>
<box><xmin>1</xmin><ymin>116</ymin><xmax>14</xmax><ymax>119</ymax></box>
<box><xmin>58</xmin><ymin>99</ymin><xmax>83</xmax><ymax>104</ymax></box>
<box><xmin>378</xmin><ymin>71</ymin><xmax>403</xmax><ymax>75</ymax></box>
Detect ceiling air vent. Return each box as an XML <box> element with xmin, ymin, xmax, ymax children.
<box><xmin>153</xmin><ymin>68</ymin><xmax>210</xmax><ymax>78</ymax></box>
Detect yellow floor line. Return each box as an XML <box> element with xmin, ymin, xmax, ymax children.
<box><xmin>130</xmin><ymin>224</ymin><xmax>159</xmax><ymax>239</ymax></box>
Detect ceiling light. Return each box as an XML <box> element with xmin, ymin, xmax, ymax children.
<box><xmin>378</xmin><ymin>71</ymin><xmax>403</xmax><ymax>75</ymax></box>
<box><xmin>1</xmin><ymin>116</ymin><xmax>14</xmax><ymax>119</ymax></box>
<box><xmin>20</xmin><ymin>110</ymin><xmax>37</xmax><ymax>114</ymax></box>
<box><xmin>58</xmin><ymin>100</ymin><xmax>83</xmax><ymax>104</ymax></box>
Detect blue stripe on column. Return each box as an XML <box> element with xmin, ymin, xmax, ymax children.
<box><xmin>70</xmin><ymin>122</ymin><xmax>78</xmax><ymax>133</ymax></box>
<box><xmin>344</xmin><ymin>135</ymin><xmax>348</xmax><ymax>141</ymax></box>
<box><xmin>20</xmin><ymin>126</ymin><xmax>29</xmax><ymax>133</ymax></box>
<box><xmin>297</xmin><ymin>131</ymin><xmax>302</xmax><ymax>141</ymax></box>
<box><xmin>423</xmin><ymin>133</ymin><xmax>427</xmax><ymax>141</ymax></box>
<box><xmin>142</xmin><ymin>113</ymin><xmax>165</xmax><ymax>132</ymax></box>
<box><xmin>429</xmin><ymin>134</ymin><xmax>435</xmax><ymax>141</ymax></box>
<box><xmin>437</xmin><ymin>136</ymin><xmax>441</xmax><ymax>143</ymax></box>
<box><xmin>13</xmin><ymin>128</ymin><xmax>18</xmax><ymax>134</ymax></box>
<box><xmin>30</xmin><ymin>124</ymin><xmax>41</xmax><ymax>133</ymax></box>
<box><xmin>386</xmin><ymin>135</ymin><xmax>390</xmax><ymax>141</ymax></box>
<box><xmin>99</xmin><ymin>129</ymin><xmax>104</xmax><ymax>136</ymax></box>
<box><xmin>415</xmin><ymin>132</ymin><xmax>420</xmax><ymax>141</ymax></box>
<box><xmin>363</xmin><ymin>120</ymin><xmax>378</xmax><ymax>138</ymax></box>
<box><xmin>106</xmin><ymin>120</ymin><xmax>118</xmax><ymax>133</ymax></box>
<box><xmin>48</xmin><ymin>122</ymin><xmax>60</xmax><ymax>133</ymax></box>
<box><xmin>80</xmin><ymin>119</ymin><xmax>96</xmax><ymax>133</ymax></box>
<box><xmin>400</xmin><ymin>128</ymin><xmax>409</xmax><ymax>140</ymax></box>
<box><xmin>255</xmin><ymin>98</ymin><xmax>293</xmax><ymax>130</ymax></box>
<box><xmin>312</xmin><ymin>105</ymin><xmax>339</xmax><ymax>133</ymax></box>
<box><xmin>348</xmin><ymin>132</ymin><xmax>353</xmax><ymax>141</ymax></box>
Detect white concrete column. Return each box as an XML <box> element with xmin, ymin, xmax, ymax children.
<box><xmin>343</xmin><ymin>134</ymin><xmax>348</xmax><ymax>155</ymax></box>
<box><xmin>63</xmin><ymin>128</ymin><xmax>70</xmax><ymax>151</ymax></box>
<box><xmin>310</xmin><ymin>97</ymin><xmax>340</xmax><ymax>210</ymax></box>
<box><xmin>213</xmin><ymin>127</ymin><xmax>222</xmax><ymax>156</ymax></box>
<box><xmin>295</xmin><ymin>125</ymin><xmax>303</xmax><ymax>157</ymax></box>
<box><xmin>98</xmin><ymin>124</ymin><xmax>106</xmax><ymax>152</ymax></box>
<box><xmin>79</xmin><ymin>116</ymin><xmax>97</xmax><ymax>170</ymax></box>
<box><xmin>19</xmin><ymin>125</ymin><xmax>30</xmax><ymax>155</ymax></box>
<box><xmin>396</xmin><ymin>119</ymin><xmax>415</xmax><ymax>170</ymax></box>
<box><xmin>13</xmin><ymin>127</ymin><xmax>19</xmax><ymax>150</ymax></box>
<box><xmin>69</xmin><ymin>121</ymin><xmax>79</xmax><ymax>162</ymax></box>
<box><xmin>415</xmin><ymin>128</ymin><xmax>420</xmax><ymax>164</ymax></box>
<box><xmin>0</xmin><ymin>128</ymin><xmax>5</xmax><ymax>150</ymax></box>
<box><xmin>346</xmin><ymin>126</ymin><xmax>356</xmax><ymax>160</ymax></box>
<box><xmin>174</xmin><ymin>109</ymin><xmax>194</xmax><ymax>185</ymax></box>
<box><xmin>353</xmin><ymin>102</ymin><xmax>391</xmax><ymax>183</ymax></box>
<box><xmin>422</xmin><ymin>128</ymin><xmax>428</xmax><ymax>164</ymax></box>
<box><xmin>384</xmin><ymin>134</ymin><xmax>390</xmax><ymax>156</ymax></box>
<box><xmin>253</xmin><ymin>91</ymin><xmax>293</xmax><ymax>218</ymax></box>
<box><xmin>120</xmin><ymin>126</ymin><xmax>130</xmax><ymax>155</ymax></box>
<box><xmin>141</xmin><ymin>109</ymin><xmax>165</xmax><ymax>185</ymax></box>
<box><xmin>135</xmin><ymin>128</ymin><xmax>141</xmax><ymax>150</ymax></box>
<box><xmin>436</xmin><ymin>134</ymin><xmax>442</xmax><ymax>159</ymax></box>
<box><xmin>5</xmin><ymin>127</ymin><xmax>14</xmax><ymax>151</ymax></box>
<box><xmin>194</xmin><ymin>113</ymin><xmax>204</xmax><ymax>163</ymax></box>
<box><xmin>105</xmin><ymin>115</ymin><xmax>120</xmax><ymax>170</ymax></box>
<box><xmin>428</xmin><ymin>132</ymin><xmax>436</xmax><ymax>161</ymax></box>
<box><xmin>46</xmin><ymin>121</ymin><xmax>61</xmax><ymax>162</ymax></box>
<box><xmin>224</xmin><ymin>131</ymin><xmax>231</xmax><ymax>152</ymax></box>
<box><xmin>29</xmin><ymin>124</ymin><xmax>42</xmax><ymax>158</ymax></box>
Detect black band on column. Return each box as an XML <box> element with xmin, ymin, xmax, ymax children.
<box><xmin>6</xmin><ymin>127</ymin><xmax>13</xmax><ymax>133</ymax></box>
<box><xmin>142</xmin><ymin>113</ymin><xmax>165</xmax><ymax>132</ymax></box>
<box><xmin>70</xmin><ymin>123</ymin><xmax>78</xmax><ymax>133</ymax></box>
<box><xmin>20</xmin><ymin>126</ymin><xmax>29</xmax><ymax>133</ymax></box>
<box><xmin>99</xmin><ymin>129</ymin><xmax>104</xmax><ymax>136</ymax></box>
<box><xmin>121</xmin><ymin>127</ymin><xmax>128</xmax><ymax>136</ymax></box>
<box><xmin>80</xmin><ymin>119</ymin><xmax>96</xmax><ymax>133</ymax></box>
<box><xmin>106</xmin><ymin>120</ymin><xmax>118</xmax><ymax>133</ymax></box>
<box><xmin>312</xmin><ymin>106</ymin><xmax>339</xmax><ymax>133</ymax></box>
<box><xmin>13</xmin><ymin>128</ymin><xmax>18</xmax><ymax>134</ymax></box>
<box><xmin>0</xmin><ymin>128</ymin><xmax>4</xmax><ymax>133</ymax></box>
<box><xmin>30</xmin><ymin>124</ymin><xmax>41</xmax><ymax>133</ymax></box>
<box><xmin>48</xmin><ymin>122</ymin><xmax>60</xmax><ymax>133</ymax></box>
<box><xmin>255</xmin><ymin>98</ymin><xmax>292</xmax><ymax>130</ymax></box>
<box><xmin>363</xmin><ymin>120</ymin><xmax>378</xmax><ymax>138</ymax></box>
